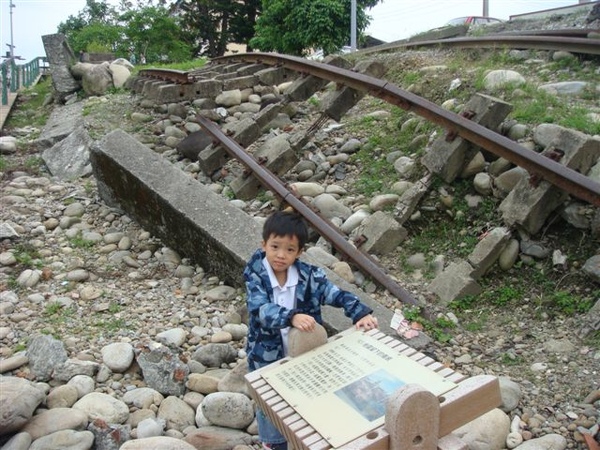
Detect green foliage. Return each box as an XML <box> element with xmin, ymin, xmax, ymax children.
<box><xmin>551</xmin><ymin>291</ymin><xmax>594</xmax><ymax>315</ymax></box>
<box><xmin>251</xmin><ymin>0</ymin><xmax>380</xmax><ymax>56</ymax></box>
<box><xmin>400</xmin><ymin>306</ymin><xmax>455</xmax><ymax>343</ymax></box>
<box><xmin>94</xmin><ymin>318</ymin><xmax>127</xmax><ymax>331</ymax></box>
<box><xmin>44</xmin><ymin>302</ymin><xmax>65</xmax><ymax>316</ymax></box>
<box><xmin>13</xmin><ymin>342</ymin><xmax>27</xmax><ymax>353</ymax></box>
<box><xmin>13</xmin><ymin>244</ymin><xmax>42</xmax><ymax>269</ymax></box>
<box><xmin>0</xmin><ymin>156</ymin><xmax>6</xmax><ymax>171</ymax></box>
<box><xmin>500</xmin><ymin>352</ymin><xmax>523</xmax><ymax>366</ymax></box>
<box><xmin>59</xmin><ymin>1</ymin><xmax>194</xmax><ymax>63</ymax></box>
<box><xmin>68</xmin><ymin>233</ymin><xmax>96</xmax><ymax>249</ymax></box>
<box><xmin>449</xmin><ymin>294</ymin><xmax>479</xmax><ymax>312</ymax></box>
<box><xmin>487</xmin><ymin>285</ymin><xmax>523</xmax><ymax>306</ymax></box>
<box><xmin>120</xmin><ymin>6</ymin><xmax>193</xmax><ymax>63</ymax></box>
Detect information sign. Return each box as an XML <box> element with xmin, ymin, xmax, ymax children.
<box><xmin>261</xmin><ymin>330</ymin><xmax>457</xmax><ymax>448</ymax></box>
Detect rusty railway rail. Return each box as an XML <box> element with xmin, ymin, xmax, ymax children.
<box><xmin>357</xmin><ymin>34</ymin><xmax>600</xmax><ymax>56</ymax></box>
<box><xmin>209</xmin><ymin>51</ymin><xmax>600</xmax><ymax>207</ymax></box>
<box><xmin>396</xmin><ymin>35</ymin><xmax>600</xmax><ymax>55</ymax></box>
<box><xmin>136</xmin><ymin>39</ymin><xmax>600</xmax><ymax>305</ymax></box>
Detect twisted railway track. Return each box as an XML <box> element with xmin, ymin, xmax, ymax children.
<box><xmin>136</xmin><ymin>32</ymin><xmax>599</xmax><ymax>309</ymax></box>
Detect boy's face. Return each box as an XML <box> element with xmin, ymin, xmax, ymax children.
<box><xmin>262</xmin><ymin>233</ymin><xmax>303</xmax><ymax>276</ymax></box>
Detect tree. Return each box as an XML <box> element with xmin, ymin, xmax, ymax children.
<box><xmin>58</xmin><ymin>0</ymin><xmax>192</xmax><ymax>63</ymax></box>
<box><xmin>251</xmin><ymin>0</ymin><xmax>380</xmax><ymax>56</ymax></box>
<box><xmin>230</xmin><ymin>0</ymin><xmax>262</xmax><ymax>52</ymax></box>
<box><xmin>58</xmin><ymin>0</ymin><xmax>121</xmax><ymax>54</ymax></box>
<box><xmin>169</xmin><ymin>0</ymin><xmax>236</xmax><ymax>58</ymax></box>
<box><xmin>120</xmin><ymin>6</ymin><xmax>193</xmax><ymax>62</ymax></box>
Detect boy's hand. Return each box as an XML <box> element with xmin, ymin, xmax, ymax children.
<box><xmin>291</xmin><ymin>313</ymin><xmax>316</xmax><ymax>332</ymax></box>
<box><xmin>356</xmin><ymin>314</ymin><xmax>378</xmax><ymax>331</ymax></box>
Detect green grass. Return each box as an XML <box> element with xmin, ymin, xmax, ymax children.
<box><xmin>5</xmin><ymin>76</ymin><xmax>53</xmax><ymax>129</ymax></box>
<box><xmin>13</xmin><ymin>244</ymin><xmax>42</xmax><ymax>269</ymax></box>
<box><xmin>94</xmin><ymin>318</ymin><xmax>127</xmax><ymax>331</ymax></box>
<box><xmin>134</xmin><ymin>57</ymin><xmax>208</xmax><ymax>75</ymax></box>
<box><xmin>68</xmin><ymin>233</ymin><xmax>96</xmax><ymax>249</ymax></box>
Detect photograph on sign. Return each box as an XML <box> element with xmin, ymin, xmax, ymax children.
<box><xmin>261</xmin><ymin>330</ymin><xmax>457</xmax><ymax>448</ymax></box>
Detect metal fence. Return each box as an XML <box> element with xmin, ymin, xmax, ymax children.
<box><xmin>1</xmin><ymin>56</ymin><xmax>47</xmax><ymax>105</ymax></box>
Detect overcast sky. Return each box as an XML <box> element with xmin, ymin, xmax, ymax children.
<box><xmin>0</xmin><ymin>0</ymin><xmax>584</xmax><ymax>62</ymax></box>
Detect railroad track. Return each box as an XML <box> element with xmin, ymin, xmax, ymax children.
<box><xmin>136</xmin><ymin>34</ymin><xmax>600</xmax><ymax>307</ymax></box>
<box><xmin>356</xmin><ymin>34</ymin><xmax>600</xmax><ymax>56</ymax></box>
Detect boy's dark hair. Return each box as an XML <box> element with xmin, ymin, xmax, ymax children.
<box><xmin>262</xmin><ymin>211</ymin><xmax>308</xmax><ymax>248</ymax></box>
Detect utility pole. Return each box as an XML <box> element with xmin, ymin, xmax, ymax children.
<box><xmin>482</xmin><ymin>0</ymin><xmax>489</xmax><ymax>17</ymax></box>
<box><xmin>9</xmin><ymin>0</ymin><xmax>15</xmax><ymax>59</ymax></box>
<box><xmin>351</xmin><ymin>0</ymin><xmax>357</xmax><ymax>52</ymax></box>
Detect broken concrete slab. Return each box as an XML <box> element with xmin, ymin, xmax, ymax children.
<box><xmin>421</xmin><ymin>94</ymin><xmax>512</xmax><ymax>182</ymax></box>
<box><xmin>468</xmin><ymin>227</ymin><xmax>511</xmax><ymax>279</ymax></box>
<box><xmin>41</xmin><ymin>33</ymin><xmax>80</xmax><ymax>102</ymax></box>
<box><xmin>322</xmin><ymin>60</ymin><xmax>386</xmax><ymax>122</ymax></box>
<box><xmin>198</xmin><ymin>118</ymin><xmax>261</xmax><ymax>175</ymax></box>
<box><xmin>230</xmin><ymin>134</ymin><xmax>298</xmax><ymax>200</ymax></box>
<box><xmin>42</xmin><ymin>126</ymin><xmax>92</xmax><ymax>180</ymax></box>
<box><xmin>355</xmin><ymin>211</ymin><xmax>408</xmax><ymax>255</ymax></box>
<box><xmin>499</xmin><ymin>128</ymin><xmax>600</xmax><ymax>235</ymax></box>
<box><xmin>394</xmin><ymin>174</ymin><xmax>432</xmax><ymax>224</ymax></box>
<box><xmin>284</xmin><ymin>55</ymin><xmax>353</xmax><ymax>103</ymax></box>
<box><xmin>34</xmin><ymin>102</ymin><xmax>84</xmax><ymax>149</ymax></box>
<box><xmin>427</xmin><ymin>260</ymin><xmax>482</xmax><ymax>305</ymax></box>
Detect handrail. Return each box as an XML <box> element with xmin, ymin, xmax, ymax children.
<box><xmin>1</xmin><ymin>56</ymin><xmax>47</xmax><ymax>105</ymax></box>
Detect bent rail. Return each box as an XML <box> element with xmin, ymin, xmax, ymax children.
<box><xmin>211</xmin><ymin>52</ymin><xmax>600</xmax><ymax>206</ymax></box>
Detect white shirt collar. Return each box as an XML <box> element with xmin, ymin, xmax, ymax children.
<box><xmin>262</xmin><ymin>257</ymin><xmax>299</xmax><ymax>289</ymax></box>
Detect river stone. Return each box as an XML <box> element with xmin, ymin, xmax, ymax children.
<box><xmin>483</xmin><ymin>70</ymin><xmax>526</xmax><ymax>90</ymax></box>
<box><xmin>0</xmin><ymin>377</ymin><xmax>46</xmax><ymax>435</ymax></box>
<box><xmin>191</xmin><ymin>343</ymin><xmax>238</xmax><ymax>368</ymax></box>
<box><xmin>101</xmin><ymin>342</ymin><xmax>135</xmax><ymax>372</ymax></box>
<box><xmin>0</xmin><ymin>432</ymin><xmax>32</xmax><ymax>449</ymax></box>
<box><xmin>28</xmin><ymin>429</ymin><xmax>95</xmax><ymax>450</ymax></box>
<box><xmin>72</xmin><ymin>392</ymin><xmax>129</xmax><ymax>424</ymax></box>
<box><xmin>217</xmin><ymin>361</ymin><xmax>250</xmax><ymax>396</ymax></box>
<box><xmin>452</xmin><ymin>408</ymin><xmax>510</xmax><ymax>450</ymax></box>
<box><xmin>312</xmin><ymin>193</ymin><xmax>352</xmax><ymax>220</ymax></box>
<box><xmin>67</xmin><ymin>375</ymin><xmax>96</xmax><ymax>398</ymax></box>
<box><xmin>512</xmin><ymin>433</ymin><xmax>567</xmax><ymax>450</ymax></box>
<box><xmin>186</xmin><ymin>373</ymin><xmax>220</xmax><ymax>394</ymax></box>
<box><xmin>157</xmin><ymin>395</ymin><xmax>195</xmax><ymax>431</ymax></box>
<box><xmin>184</xmin><ymin>425</ymin><xmax>254</xmax><ymax>450</ymax></box>
<box><xmin>122</xmin><ymin>387</ymin><xmax>164</xmax><ymax>409</ymax></box>
<box><xmin>156</xmin><ymin>328</ymin><xmax>187</xmax><ymax>347</ymax></box>
<box><xmin>136</xmin><ymin>417</ymin><xmax>166</xmax><ymax>438</ymax></box>
<box><xmin>201</xmin><ymin>392</ymin><xmax>254</xmax><ymax>429</ymax></box>
<box><xmin>20</xmin><ymin>407</ymin><xmax>89</xmax><ymax>440</ymax></box>
<box><xmin>47</xmin><ymin>384</ymin><xmax>80</xmax><ymax>409</ymax></box>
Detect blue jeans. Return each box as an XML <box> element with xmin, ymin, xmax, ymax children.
<box><xmin>257</xmin><ymin>407</ymin><xmax>287</xmax><ymax>448</ymax></box>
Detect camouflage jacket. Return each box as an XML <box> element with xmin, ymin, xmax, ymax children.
<box><xmin>244</xmin><ymin>249</ymin><xmax>373</xmax><ymax>371</ymax></box>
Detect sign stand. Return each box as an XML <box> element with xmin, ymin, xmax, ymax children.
<box><xmin>245</xmin><ymin>328</ymin><xmax>501</xmax><ymax>450</ymax></box>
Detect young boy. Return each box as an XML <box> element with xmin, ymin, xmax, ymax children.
<box><xmin>244</xmin><ymin>210</ymin><xmax>378</xmax><ymax>450</ymax></box>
